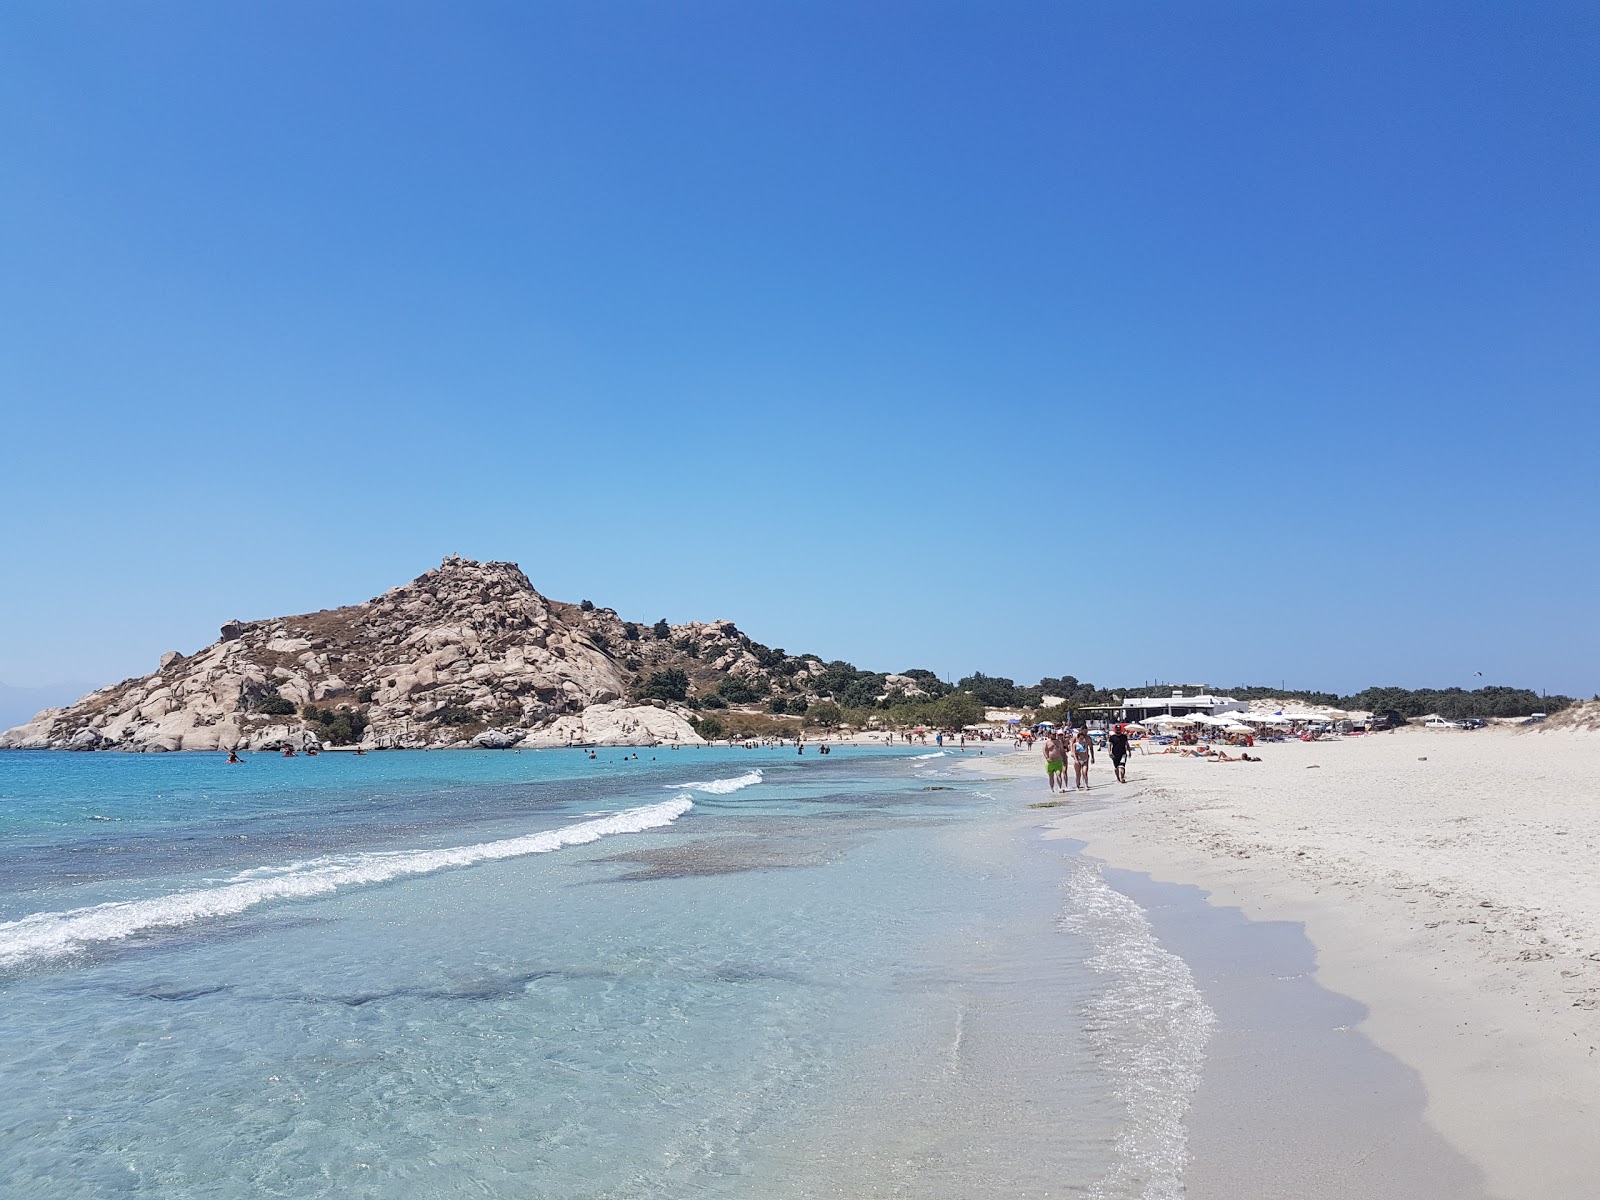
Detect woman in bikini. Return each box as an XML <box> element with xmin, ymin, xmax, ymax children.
<box><xmin>1071</xmin><ymin>728</ymin><xmax>1095</xmax><ymax>791</ymax></box>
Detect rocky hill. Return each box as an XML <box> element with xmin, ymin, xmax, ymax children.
<box><xmin>0</xmin><ymin>556</ymin><xmax>835</xmax><ymax>752</ymax></box>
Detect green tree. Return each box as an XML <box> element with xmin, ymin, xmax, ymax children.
<box><xmin>653</xmin><ymin>618</ymin><xmax>671</xmax><ymax>639</ymax></box>
<box><xmin>839</xmin><ymin>674</ymin><xmax>887</xmax><ymax>709</ymax></box>
<box><xmin>807</xmin><ymin>701</ymin><xmax>844</xmax><ymax>729</ymax></box>
<box><xmin>956</xmin><ymin>673</ymin><xmax>1017</xmax><ymax>705</ymax></box>
<box><xmin>932</xmin><ymin>692</ymin><xmax>986</xmax><ymax>728</ymax></box>
<box><xmin>811</xmin><ymin>660</ymin><xmax>863</xmax><ymax>698</ymax></box>
<box><xmin>717</xmin><ymin>677</ymin><xmax>767</xmax><ymax>705</ymax></box>
<box><xmin>637</xmin><ymin>669</ymin><xmax>689</xmax><ymax>702</ymax></box>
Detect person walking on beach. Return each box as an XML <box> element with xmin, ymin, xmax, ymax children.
<box><xmin>1108</xmin><ymin>725</ymin><xmax>1130</xmax><ymax>784</ymax></box>
<box><xmin>1071</xmin><ymin>727</ymin><xmax>1095</xmax><ymax>791</ymax></box>
<box><xmin>1043</xmin><ymin>730</ymin><xmax>1065</xmax><ymax>793</ymax></box>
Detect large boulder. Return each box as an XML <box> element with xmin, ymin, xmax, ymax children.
<box><xmin>471</xmin><ymin>728</ymin><xmax>526</xmax><ymax>749</ymax></box>
<box><xmin>248</xmin><ymin>726</ymin><xmax>324</xmax><ymax>752</ymax></box>
<box><xmin>524</xmin><ymin>702</ymin><xmax>704</xmax><ymax>748</ymax></box>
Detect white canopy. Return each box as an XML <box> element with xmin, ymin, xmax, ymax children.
<box><xmin>1148</xmin><ymin>712</ymin><xmax>1199</xmax><ymax>725</ymax></box>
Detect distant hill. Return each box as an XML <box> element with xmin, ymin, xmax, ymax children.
<box><xmin>0</xmin><ymin>557</ymin><xmax>833</xmax><ymax>751</ymax></box>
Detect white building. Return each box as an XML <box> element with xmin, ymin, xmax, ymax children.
<box><xmin>1116</xmin><ymin>692</ymin><xmax>1247</xmax><ymax>722</ymax></box>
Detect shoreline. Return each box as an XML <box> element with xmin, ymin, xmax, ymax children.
<box><xmin>0</xmin><ymin>732</ymin><xmax>1006</xmax><ymax>753</ymax></box>
<box><xmin>989</xmin><ymin>728</ymin><xmax>1600</xmax><ymax>1199</ymax></box>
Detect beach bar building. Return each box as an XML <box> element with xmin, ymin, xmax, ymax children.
<box><xmin>1113</xmin><ymin>692</ymin><xmax>1249</xmax><ymax>723</ymax></box>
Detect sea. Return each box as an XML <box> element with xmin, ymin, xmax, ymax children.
<box><xmin>0</xmin><ymin>746</ymin><xmax>1213</xmax><ymax>1199</ymax></box>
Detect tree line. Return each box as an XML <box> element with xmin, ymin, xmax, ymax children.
<box><xmin>635</xmin><ymin>648</ymin><xmax>1576</xmax><ymax>732</ymax></box>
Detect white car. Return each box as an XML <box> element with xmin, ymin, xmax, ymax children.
<box><xmin>1424</xmin><ymin>717</ymin><xmax>1462</xmax><ymax>729</ymax></box>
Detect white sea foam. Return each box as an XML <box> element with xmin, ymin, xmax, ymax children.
<box><xmin>0</xmin><ymin>797</ymin><xmax>694</xmax><ymax>970</ymax></box>
<box><xmin>1060</xmin><ymin>859</ymin><xmax>1215</xmax><ymax>1200</ymax></box>
<box><xmin>665</xmin><ymin>769</ymin><xmax>763</xmax><ymax>795</ymax></box>
<box><xmin>910</xmin><ymin>751</ymin><xmax>946</xmax><ymax>760</ymax></box>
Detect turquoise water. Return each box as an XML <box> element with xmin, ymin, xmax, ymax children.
<box><xmin>0</xmin><ymin>747</ymin><xmax>1210</xmax><ymax>1198</ymax></box>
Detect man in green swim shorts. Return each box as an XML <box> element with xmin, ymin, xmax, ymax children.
<box><xmin>1043</xmin><ymin>730</ymin><xmax>1066</xmax><ymax>793</ymax></box>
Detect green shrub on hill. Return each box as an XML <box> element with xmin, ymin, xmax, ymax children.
<box><xmin>300</xmin><ymin>704</ymin><xmax>370</xmax><ymax>745</ymax></box>
<box><xmin>636</xmin><ymin>669</ymin><xmax>689</xmax><ymax>702</ymax></box>
<box><xmin>717</xmin><ymin>677</ymin><xmax>767</xmax><ymax>705</ymax></box>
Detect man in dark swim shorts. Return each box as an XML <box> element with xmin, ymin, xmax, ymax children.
<box><xmin>1108</xmin><ymin>725</ymin><xmax>1130</xmax><ymax>783</ymax></box>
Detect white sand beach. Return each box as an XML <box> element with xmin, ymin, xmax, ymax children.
<box><xmin>1034</xmin><ymin>725</ymin><xmax>1600</xmax><ymax>1199</ymax></box>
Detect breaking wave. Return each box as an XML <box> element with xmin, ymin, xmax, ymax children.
<box><xmin>665</xmin><ymin>770</ymin><xmax>763</xmax><ymax>795</ymax></box>
<box><xmin>1060</xmin><ymin>858</ymin><xmax>1215</xmax><ymax>1200</ymax></box>
<box><xmin>910</xmin><ymin>751</ymin><xmax>947</xmax><ymax>760</ymax></box>
<box><xmin>0</xmin><ymin>798</ymin><xmax>695</xmax><ymax>970</ymax></box>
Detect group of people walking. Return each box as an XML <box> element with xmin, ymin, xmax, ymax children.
<box><xmin>1042</xmin><ymin>724</ymin><xmax>1133</xmax><ymax>793</ymax></box>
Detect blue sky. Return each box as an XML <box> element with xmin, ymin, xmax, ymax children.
<box><xmin>2</xmin><ymin>1</ymin><xmax>1596</xmax><ymax>701</ymax></box>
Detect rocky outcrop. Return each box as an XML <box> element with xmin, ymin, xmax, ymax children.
<box><xmin>0</xmin><ymin>556</ymin><xmax>820</xmax><ymax>751</ymax></box>
<box><xmin>523</xmin><ymin>702</ymin><xmax>701</xmax><ymax>748</ymax></box>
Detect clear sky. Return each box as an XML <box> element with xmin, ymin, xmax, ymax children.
<box><xmin>2</xmin><ymin>1</ymin><xmax>1596</xmax><ymax>700</ymax></box>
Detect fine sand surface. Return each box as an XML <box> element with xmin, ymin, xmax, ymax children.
<box><xmin>1028</xmin><ymin>726</ymin><xmax>1600</xmax><ymax>1200</ymax></box>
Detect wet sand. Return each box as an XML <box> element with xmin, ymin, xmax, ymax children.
<box><xmin>1110</xmin><ymin>864</ymin><xmax>1491</xmax><ymax>1199</ymax></box>
<box><xmin>1023</xmin><ymin>726</ymin><xmax>1600</xmax><ymax>1199</ymax></box>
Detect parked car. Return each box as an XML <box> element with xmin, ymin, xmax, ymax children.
<box><xmin>1458</xmin><ymin>718</ymin><xmax>1487</xmax><ymax>730</ymax></box>
<box><xmin>1424</xmin><ymin>717</ymin><xmax>1462</xmax><ymax>729</ymax></box>
<box><xmin>1368</xmin><ymin>711</ymin><xmax>1407</xmax><ymax>731</ymax></box>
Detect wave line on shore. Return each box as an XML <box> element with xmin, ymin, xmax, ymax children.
<box><xmin>1061</xmin><ymin>858</ymin><xmax>1215</xmax><ymax>1200</ymax></box>
<box><xmin>0</xmin><ymin>797</ymin><xmax>695</xmax><ymax>970</ymax></box>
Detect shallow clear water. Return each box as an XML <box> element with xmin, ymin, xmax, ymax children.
<box><xmin>0</xmin><ymin>747</ymin><xmax>1210</xmax><ymax>1198</ymax></box>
